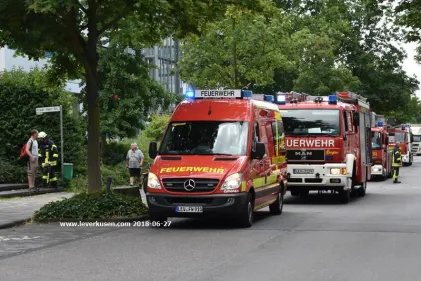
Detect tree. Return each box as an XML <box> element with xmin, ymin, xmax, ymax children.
<box><xmin>0</xmin><ymin>69</ymin><xmax>84</xmax><ymax>175</ymax></box>
<box><xmin>396</xmin><ymin>0</ymin><xmax>421</xmax><ymax>62</ymax></box>
<box><xmin>180</xmin><ymin>0</ymin><xmax>293</xmax><ymax>89</ymax></box>
<box><xmin>0</xmin><ymin>0</ymin><xmax>258</xmax><ymax>193</ymax></box>
<box><xmin>97</xmin><ymin>43</ymin><xmax>173</xmax><ymax>142</ymax></box>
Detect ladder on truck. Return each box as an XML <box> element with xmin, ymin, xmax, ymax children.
<box><xmin>336</xmin><ymin>92</ymin><xmax>370</xmax><ymax>109</ymax></box>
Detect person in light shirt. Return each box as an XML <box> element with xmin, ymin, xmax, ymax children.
<box><xmin>126</xmin><ymin>143</ymin><xmax>144</xmax><ymax>187</ymax></box>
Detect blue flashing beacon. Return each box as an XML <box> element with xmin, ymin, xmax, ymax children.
<box><xmin>264</xmin><ymin>95</ymin><xmax>274</xmax><ymax>102</ymax></box>
<box><xmin>185</xmin><ymin>90</ymin><xmax>194</xmax><ymax>98</ymax></box>
<box><xmin>328</xmin><ymin>95</ymin><xmax>337</xmax><ymax>104</ymax></box>
<box><xmin>378</xmin><ymin>121</ymin><xmax>383</xmax><ymax>127</ymax></box>
<box><xmin>276</xmin><ymin>95</ymin><xmax>286</xmax><ymax>105</ymax></box>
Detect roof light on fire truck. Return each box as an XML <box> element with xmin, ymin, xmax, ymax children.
<box><xmin>263</xmin><ymin>95</ymin><xmax>274</xmax><ymax>102</ymax></box>
<box><xmin>242</xmin><ymin>90</ymin><xmax>253</xmax><ymax>98</ymax></box>
<box><xmin>378</xmin><ymin>121</ymin><xmax>383</xmax><ymax>127</ymax></box>
<box><xmin>147</xmin><ymin>173</ymin><xmax>161</xmax><ymax>189</ymax></box>
<box><xmin>221</xmin><ymin>173</ymin><xmax>243</xmax><ymax>191</ymax></box>
<box><xmin>276</xmin><ymin>95</ymin><xmax>286</xmax><ymax>105</ymax></box>
<box><xmin>185</xmin><ymin>90</ymin><xmax>194</xmax><ymax>99</ymax></box>
<box><xmin>328</xmin><ymin>95</ymin><xmax>337</xmax><ymax>105</ymax></box>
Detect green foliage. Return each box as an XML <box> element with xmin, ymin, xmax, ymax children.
<box><xmin>0</xmin><ymin>69</ymin><xmax>85</xmax><ymax>183</ymax></box>
<box><xmin>396</xmin><ymin>0</ymin><xmax>421</xmax><ymax>62</ymax></box>
<box><xmin>144</xmin><ymin>114</ymin><xmax>171</xmax><ymax>142</ymax></box>
<box><xmin>180</xmin><ymin>0</ymin><xmax>292</xmax><ymax>89</ymax></box>
<box><xmin>98</xmin><ymin>44</ymin><xmax>173</xmax><ymax>139</ymax></box>
<box><xmin>0</xmin><ymin>159</ymin><xmax>26</xmax><ymax>184</ymax></box>
<box><xmin>33</xmin><ymin>192</ymin><xmax>148</xmax><ymax>221</ymax></box>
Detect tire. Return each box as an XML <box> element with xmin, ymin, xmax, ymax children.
<box><xmin>238</xmin><ymin>193</ymin><xmax>254</xmax><ymax>228</ymax></box>
<box><xmin>339</xmin><ymin>189</ymin><xmax>351</xmax><ymax>204</ymax></box>
<box><xmin>149</xmin><ymin>213</ymin><xmax>168</xmax><ymax>224</ymax></box>
<box><xmin>269</xmin><ymin>191</ymin><xmax>283</xmax><ymax>215</ymax></box>
<box><xmin>290</xmin><ymin>190</ymin><xmax>300</xmax><ymax>196</ymax></box>
<box><xmin>358</xmin><ymin>181</ymin><xmax>367</xmax><ymax>197</ymax></box>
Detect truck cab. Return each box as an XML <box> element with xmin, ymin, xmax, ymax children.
<box><xmin>371</xmin><ymin>122</ymin><xmax>392</xmax><ymax>180</ymax></box>
<box><xmin>146</xmin><ymin>89</ymin><xmax>288</xmax><ymax>227</ymax></box>
<box><xmin>388</xmin><ymin>125</ymin><xmax>413</xmax><ymax>166</ymax></box>
<box><xmin>271</xmin><ymin>91</ymin><xmax>372</xmax><ymax>203</ymax></box>
<box><xmin>409</xmin><ymin>125</ymin><xmax>421</xmax><ymax>155</ymax></box>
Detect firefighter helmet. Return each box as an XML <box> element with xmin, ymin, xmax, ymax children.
<box><xmin>38</xmin><ymin>131</ymin><xmax>47</xmax><ymax>138</ymax></box>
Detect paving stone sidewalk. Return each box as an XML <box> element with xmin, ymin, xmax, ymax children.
<box><xmin>0</xmin><ymin>192</ymin><xmax>73</xmax><ymax>229</ymax></box>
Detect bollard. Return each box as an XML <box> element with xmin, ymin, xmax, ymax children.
<box><xmin>106</xmin><ymin>176</ymin><xmax>113</xmax><ymax>196</ymax></box>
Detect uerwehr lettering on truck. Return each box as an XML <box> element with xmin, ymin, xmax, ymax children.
<box><xmin>286</xmin><ymin>139</ymin><xmax>335</xmax><ymax>148</ymax></box>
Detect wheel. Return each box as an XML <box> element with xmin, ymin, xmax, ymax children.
<box><xmin>269</xmin><ymin>191</ymin><xmax>283</xmax><ymax>215</ymax></box>
<box><xmin>290</xmin><ymin>190</ymin><xmax>300</xmax><ymax>196</ymax></box>
<box><xmin>339</xmin><ymin>189</ymin><xmax>351</xmax><ymax>203</ymax></box>
<box><xmin>380</xmin><ymin>169</ymin><xmax>386</xmax><ymax>181</ymax></box>
<box><xmin>238</xmin><ymin>193</ymin><xmax>254</xmax><ymax>228</ymax></box>
<box><xmin>149</xmin><ymin>213</ymin><xmax>168</xmax><ymax>224</ymax></box>
<box><xmin>299</xmin><ymin>190</ymin><xmax>310</xmax><ymax>197</ymax></box>
<box><xmin>357</xmin><ymin>181</ymin><xmax>367</xmax><ymax>197</ymax></box>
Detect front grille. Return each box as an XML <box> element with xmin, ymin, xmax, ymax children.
<box><xmin>287</xmin><ymin>150</ymin><xmax>325</xmax><ymax>161</ymax></box>
<box><xmin>165</xmin><ymin>197</ymin><xmax>214</xmax><ymax>205</ymax></box>
<box><xmin>162</xmin><ymin>178</ymin><xmax>219</xmax><ymax>193</ymax></box>
<box><xmin>305</xmin><ymin>178</ymin><xmax>323</xmax><ymax>183</ymax></box>
<box><xmin>289</xmin><ymin>178</ymin><xmax>303</xmax><ymax>183</ymax></box>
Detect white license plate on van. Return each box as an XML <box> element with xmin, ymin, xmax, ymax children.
<box><xmin>176</xmin><ymin>206</ymin><xmax>203</xmax><ymax>213</ymax></box>
<box><xmin>293</xmin><ymin>169</ymin><xmax>314</xmax><ymax>174</ymax></box>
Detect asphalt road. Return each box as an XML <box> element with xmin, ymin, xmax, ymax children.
<box><xmin>1</xmin><ymin>158</ymin><xmax>421</xmax><ymax>281</ymax></box>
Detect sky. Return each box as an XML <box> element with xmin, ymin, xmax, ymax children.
<box><xmin>402</xmin><ymin>42</ymin><xmax>421</xmax><ymax>98</ymax></box>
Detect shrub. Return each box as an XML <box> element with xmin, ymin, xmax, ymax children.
<box><xmin>144</xmin><ymin>114</ymin><xmax>171</xmax><ymax>141</ymax></box>
<box><xmin>33</xmin><ymin>192</ymin><xmax>148</xmax><ymax>221</ymax></box>
<box><xmin>102</xmin><ymin>142</ymin><xmax>128</xmax><ymax>166</ymax></box>
<box><xmin>0</xmin><ymin>158</ymin><xmax>26</xmax><ymax>184</ymax></box>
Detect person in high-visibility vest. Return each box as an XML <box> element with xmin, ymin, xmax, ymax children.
<box><xmin>38</xmin><ymin>132</ymin><xmax>59</xmax><ymax>188</ymax></box>
<box><xmin>392</xmin><ymin>142</ymin><xmax>402</xmax><ymax>184</ymax></box>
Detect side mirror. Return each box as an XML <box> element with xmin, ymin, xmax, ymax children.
<box><xmin>385</xmin><ymin>137</ymin><xmax>389</xmax><ymax>146</ymax></box>
<box><xmin>353</xmin><ymin>113</ymin><xmax>360</xmax><ymax>127</ymax></box>
<box><xmin>251</xmin><ymin>142</ymin><xmax>266</xmax><ymax>160</ymax></box>
<box><xmin>410</xmin><ymin>135</ymin><xmax>414</xmax><ymax>143</ymax></box>
<box><xmin>148</xmin><ymin>141</ymin><xmax>158</xmax><ymax>159</ymax></box>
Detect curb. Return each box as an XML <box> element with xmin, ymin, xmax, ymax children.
<box><xmin>0</xmin><ymin>218</ymin><xmax>32</xmax><ymax>230</ymax></box>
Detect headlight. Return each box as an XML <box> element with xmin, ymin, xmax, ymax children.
<box><xmin>330</xmin><ymin>168</ymin><xmax>347</xmax><ymax>175</ymax></box>
<box><xmin>372</xmin><ymin>168</ymin><xmax>381</xmax><ymax>172</ymax></box>
<box><xmin>147</xmin><ymin>173</ymin><xmax>161</xmax><ymax>189</ymax></box>
<box><xmin>221</xmin><ymin>173</ymin><xmax>243</xmax><ymax>191</ymax></box>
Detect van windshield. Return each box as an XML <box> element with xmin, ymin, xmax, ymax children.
<box><xmin>160</xmin><ymin>121</ymin><xmax>249</xmax><ymax>156</ymax></box>
<box><xmin>280</xmin><ymin>109</ymin><xmax>340</xmax><ymax>136</ymax></box>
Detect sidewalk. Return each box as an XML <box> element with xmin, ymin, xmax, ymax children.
<box><xmin>0</xmin><ymin>192</ymin><xmax>73</xmax><ymax>229</ymax></box>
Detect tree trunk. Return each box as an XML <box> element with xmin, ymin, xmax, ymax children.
<box><xmin>86</xmin><ymin>69</ymin><xmax>102</xmax><ymax>193</ymax></box>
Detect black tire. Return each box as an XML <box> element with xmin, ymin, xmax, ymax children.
<box><xmin>299</xmin><ymin>190</ymin><xmax>310</xmax><ymax>197</ymax></box>
<box><xmin>238</xmin><ymin>193</ymin><xmax>254</xmax><ymax>228</ymax></box>
<box><xmin>358</xmin><ymin>180</ymin><xmax>367</xmax><ymax>197</ymax></box>
<box><xmin>269</xmin><ymin>191</ymin><xmax>283</xmax><ymax>215</ymax></box>
<box><xmin>290</xmin><ymin>190</ymin><xmax>300</xmax><ymax>196</ymax></box>
<box><xmin>339</xmin><ymin>189</ymin><xmax>351</xmax><ymax>204</ymax></box>
<box><xmin>149</xmin><ymin>213</ymin><xmax>168</xmax><ymax>224</ymax></box>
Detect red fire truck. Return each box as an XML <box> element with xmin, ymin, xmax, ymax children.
<box><xmin>371</xmin><ymin>118</ymin><xmax>392</xmax><ymax>180</ymax></box>
<box><xmin>267</xmin><ymin>91</ymin><xmax>372</xmax><ymax>203</ymax></box>
<box><xmin>387</xmin><ymin>125</ymin><xmax>414</xmax><ymax>166</ymax></box>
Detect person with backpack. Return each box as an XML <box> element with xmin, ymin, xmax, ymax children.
<box><xmin>23</xmin><ymin>129</ymin><xmax>39</xmax><ymax>190</ymax></box>
<box><xmin>38</xmin><ymin>131</ymin><xmax>59</xmax><ymax>188</ymax></box>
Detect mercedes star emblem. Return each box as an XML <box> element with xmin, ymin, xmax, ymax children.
<box><xmin>184</xmin><ymin>179</ymin><xmax>196</xmax><ymax>191</ymax></box>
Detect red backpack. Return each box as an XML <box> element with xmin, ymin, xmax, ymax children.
<box><xmin>20</xmin><ymin>140</ymin><xmax>33</xmax><ymax>161</ymax></box>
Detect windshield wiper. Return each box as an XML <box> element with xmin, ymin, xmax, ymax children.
<box><xmin>212</xmin><ymin>153</ymin><xmax>235</xmax><ymax>156</ymax></box>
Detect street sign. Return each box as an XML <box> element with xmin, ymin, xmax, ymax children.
<box><xmin>36</xmin><ymin>106</ymin><xmax>60</xmax><ymax>115</ymax></box>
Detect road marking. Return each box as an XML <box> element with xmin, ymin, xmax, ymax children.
<box><xmin>0</xmin><ymin>236</ymin><xmax>42</xmax><ymax>242</ymax></box>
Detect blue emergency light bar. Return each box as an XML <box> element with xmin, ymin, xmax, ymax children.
<box><xmin>185</xmin><ymin>89</ymin><xmax>253</xmax><ymax>99</ymax></box>
<box><xmin>263</xmin><ymin>95</ymin><xmax>274</xmax><ymax>102</ymax></box>
<box><xmin>328</xmin><ymin>95</ymin><xmax>337</xmax><ymax>105</ymax></box>
<box><xmin>276</xmin><ymin>95</ymin><xmax>286</xmax><ymax>105</ymax></box>
<box><xmin>378</xmin><ymin>121</ymin><xmax>383</xmax><ymax>127</ymax></box>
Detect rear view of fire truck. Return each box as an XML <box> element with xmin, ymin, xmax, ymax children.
<box><xmin>273</xmin><ymin>91</ymin><xmax>372</xmax><ymax>203</ymax></box>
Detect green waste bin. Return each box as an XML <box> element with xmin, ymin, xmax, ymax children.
<box><xmin>63</xmin><ymin>163</ymin><xmax>74</xmax><ymax>182</ymax></box>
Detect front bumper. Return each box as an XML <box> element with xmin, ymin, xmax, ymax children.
<box><xmin>371</xmin><ymin>164</ymin><xmax>384</xmax><ymax>176</ymax></box>
<box><xmin>146</xmin><ymin>192</ymin><xmax>248</xmax><ymax>218</ymax></box>
<box><xmin>287</xmin><ymin>163</ymin><xmax>350</xmax><ymax>190</ymax></box>
<box><xmin>402</xmin><ymin>154</ymin><xmax>410</xmax><ymax>163</ymax></box>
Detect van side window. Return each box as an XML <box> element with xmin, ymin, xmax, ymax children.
<box><xmin>271</xmin><ymin>121</ymin><xmax>284</xmax><ymax>142</ymax></box>
<box><xmin>252</xmin><ymin>123</ymin><xmax>260</xmax><ymax>151</ymax></box>
<box><xmin>347</xmin><ymin>112</ymin><xmax>353</xmax><ymax>132</ymax></box>
<box><xmin>343</xmin><ymin>111</ymin><xmax>348</xmax><ymax>132</ymax></box>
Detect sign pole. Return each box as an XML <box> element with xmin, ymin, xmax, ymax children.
<box><xmin>60</xmin><ymin>105</ymin><xmax>64</xmax><ymax>183</ymax></box>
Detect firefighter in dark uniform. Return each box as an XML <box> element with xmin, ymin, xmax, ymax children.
<box><xmin>38</xmin><ymin>132</ymin><xmax>59</xmax><ymax>188</ymax></box>
<box><xmin>392</xmin><ymin>142</ymin><xmax>402</xmax><ymax>184</ymax></box>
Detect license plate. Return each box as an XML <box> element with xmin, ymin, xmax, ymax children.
<box><xmin>176</xmin><ymin>206</ymin><xmax>203</xmax><ymax>213</ymax></box>
<box><xmin>293</xmin><ymin>169</ymin><xmax>314</xmax><ymax>174</ymax></box>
